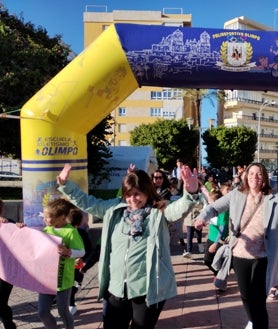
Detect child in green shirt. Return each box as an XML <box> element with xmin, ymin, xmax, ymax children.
<box><xmin>38</xmin><ymin>198</ymin><xmax>85</xmax><ymax>329</ymax></box>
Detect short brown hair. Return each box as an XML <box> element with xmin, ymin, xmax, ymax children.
<box><xmin>121</xmin><ymin>170</ymin><xmax>161</xmax><ymax>206</ymax></box>
<box><xmin>45</xmin><ymin>198</ymin><xmax>73</xmax><ymax>219</ymax></box>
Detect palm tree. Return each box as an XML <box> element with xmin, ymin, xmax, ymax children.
<box><xmin>181</xmin><ymin>88</ymin><xmax>226</xmax><ymax>170</ymax></box>
<box><xmin>182</xmin><ymin>89</ymin><xmax>222</xmax><ymax>128</ymax></box>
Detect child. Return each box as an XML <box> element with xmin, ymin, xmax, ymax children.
<box><xmin>182</xmin><ymin>179</ymin><xmax>208</xmax><ymax>258</ymax></box>
<box><xmin>68</xmin><ymin>208</ymin><xmax>99</xmax><ymax>316</ymax></box>
<box><xmin>203</xmin><ymin>183</ymin><xmax>231</xmax><ymax>278</ymax></box>
<box><xmin>38</xmin><ymin>198</ymin><xmax>85</xmax><ymax>329</ymax></box>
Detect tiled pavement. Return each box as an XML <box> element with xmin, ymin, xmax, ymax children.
<box><xmin>4</xmin><ymin>226</ymin><xmax>278</xmax><ymax>329</ymax></box>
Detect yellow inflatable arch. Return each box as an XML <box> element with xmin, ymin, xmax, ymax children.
<box><xmin>20</xmin><ymin>24</ymin><xmax>278</xmax><ymax>226</ymax></box>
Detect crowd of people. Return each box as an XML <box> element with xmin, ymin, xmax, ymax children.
<box><xmin>1</xmin><ymin>160</ymin><xmax>278</xmax><ymax>329</ymax></box>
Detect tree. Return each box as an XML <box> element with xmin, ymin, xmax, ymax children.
<box><xmin>87</xmin><ymin>115</ymin><xmax>113</xmax><ymax>189</ymax></box>
<box><xmin>202</xmin><ymin>126</ymin><xmax>257</xmax><ymax>168</ymax></box>
<box><xmin>181</xmin><ymin>89</ymin><xmax>225</xmax><ymax>127</ymax></box>
<box><xmin>0</xmin><ymin>8</ymin><xmax>71</xmax><ymax>158</ymax></box>
<box><xmin>0</xmin><ymin>7</ymin><xmax>113</xmax><ymax>181</ymax></box>
<box><xmin>181</xmin><ymin>88</ymin><xmax>226</xmax><ymax>170</ymax></box>
<box><xmin>130</xmin><ymin>119</ymin><xmax>199</xmax><ymax>170</ymax></box>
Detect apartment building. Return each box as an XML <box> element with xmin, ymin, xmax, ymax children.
<box><xmin>83</xmin><ymin>6</ymin><xmax>191</xmax><ymax>146</ymax></box>
<box><xmin>223</xmin><ymin>16</ymin><xmax>278</xmax><ymax>170</ymax></box>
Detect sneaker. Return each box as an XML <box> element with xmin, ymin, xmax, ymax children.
<box><xmin>245</xmin><ymin>321</ymin><xmax>253</xmax><ymax>329</ymax></box>
<box><xmin>69</xmin><ymin>305</ymin><xmax>77</xmax><ymax>315</ymax></box>
<box><xmin>182</xmin><ymin>251</ymin><xmax>192</xmax><ymax>258</ymax></box>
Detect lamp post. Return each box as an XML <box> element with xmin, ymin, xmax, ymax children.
<box><xmin>208</xmin><ymin>118</ymin><xmax>215</xmax><ymax>130</ymax></box>
<box><xmin>198</xmin><ymin>127</ymin><xmax>202</xmax><ymax>172</ymax></box>
<box><xmin>257</xmin><ymin>100</ymin><xmax>276</xmax><ymax>162</ymax></box>
<box><xmin>186</xmin><ymin>117</ymin><xmax>194</xmax><ymax>129</ymax></box>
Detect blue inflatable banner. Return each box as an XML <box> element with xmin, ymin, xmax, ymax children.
<box><xmin>115</xmin><ymin>24</ymin><xmax>278</xmax><ymax>91</ymax></box>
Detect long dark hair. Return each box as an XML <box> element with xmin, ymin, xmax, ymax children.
<box><xmin>151</xmin><ymin>169</ymin><xmax>170</xmax><ymax>189</ymax></box>
<box><xmin>238</xmin><ymin>162</ymin><xmax>272</xmax><ymax>195</ymax></box>
<box><xmin>121</xmin><ymin>170</ymin><xmax>162</xmax><ymax>207</ymax></box>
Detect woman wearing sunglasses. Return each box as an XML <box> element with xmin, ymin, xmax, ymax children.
<box><xmin>151</xmin><ymin>169</ymin><xmax>171</xmax><ymax>200</ymax></box>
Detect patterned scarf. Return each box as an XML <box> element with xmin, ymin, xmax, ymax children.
<box><xmin>123</xmin><ymin>205</ymin><xmax>151</xmax><ymax>240</ymax></box>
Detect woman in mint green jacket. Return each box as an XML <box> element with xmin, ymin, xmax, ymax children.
<box><xmin>57</xmin><ymin>163</ymin><xmax>199</xmax><ymax>329</ymax></box>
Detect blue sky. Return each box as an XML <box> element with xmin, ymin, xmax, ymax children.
<box><xmin>4</xmin><ymin>0</ymin><xmax>278</xmax><ymax>56</ymax></box>
<box><xmin>3</xmin><ymin>0</ymin><xmax>278</xmax><ymax>161</ymax></box>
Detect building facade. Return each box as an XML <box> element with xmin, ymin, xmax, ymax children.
<box><xmin>83</xmin><ymin>7</ymin><xmax>191</xmax><ymax>146</ymax></box>
<box><xmin>223</xmin><ymin>16</ymin><xmax>278</xmax><ymax>170</ymax></box>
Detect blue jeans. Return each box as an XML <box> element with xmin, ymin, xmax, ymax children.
<box><xmin>186</xmin><ymin>226</ymin><xmax>202</xmax><ymax>252</ymax></box>
<box><xmin>38</xmin><ymin>288</ymin><xmax>73</xmax><ymax>329</ymax></box>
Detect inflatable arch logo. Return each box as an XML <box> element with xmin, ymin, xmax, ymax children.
<box><xmin>20</xmin><ymin>23</ymin><xmax>278</xmax><ymax>226</ymax></box>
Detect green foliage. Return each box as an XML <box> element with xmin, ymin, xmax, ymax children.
<box><xmin>130</xmin><ymin>119</ymin><xmax>199</xmax><ymax>170</ymax></box>
<box><xmin>0</xmin><ymin>8</ymin><xmax>71</xmax><ymax>158</ymax></box>
<box><xmin>87</xmin><ymin>115</ymin><xmax>113</xmax><ymax>188</ymax></box>
<box><xmin>0</xmin><ymin>8</ymin><xmax>114</xmax><ymax>185</ymax></box>
<box><xmin>202</xmin><ymin>126</ymin><xmax>257</xmax><ymax>168</ymax></box>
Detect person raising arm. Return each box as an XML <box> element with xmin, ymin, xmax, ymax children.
<box><xmin>57</xmin><ymin>163</ymin><xmax>198</xmax><ymax>329</ymax></box>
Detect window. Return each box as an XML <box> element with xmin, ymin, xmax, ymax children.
<box><xmin>162</xmin><ymin>90</ymin><xmax>172</xmax><ymax>99</ymax></box>
<box><xmin>162</xmin><ymin>111</ymin><xmax>175</xmax><ymax>118</ymax></box>
<box><xmin>172</xmin><ymin>89</ymin><xmax>182</xmax><ymax>99</ymax></box>
<box><xmin>151</xmin><ymin>108</ymin><xmax>161</xmax><ymax>117</ymax></box>
<box><xmin>151</xmin><ymin>91</ymin><xmax>162</xmax><ymax>100</ymax></box>
<box><xmin>118</xmin><ymin>107</ymin><xmax>126</xmax><ymax>116</ymax></box>
<box><xmin>118</xmin><ymin>124</ymin><xmax>126</xmax><ymax>133</ymax></box>
<box><xmin>150</xmin><ymin>89</ymin><xmax>182</xmax><ymax>100</ymax></box>
<box><xmin>119</xmin><ymin>140</ymin><xmax>128</xmax><ymax>146</ymax></box>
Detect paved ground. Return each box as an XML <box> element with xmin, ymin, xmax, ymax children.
<box><xmin>3</xmin><ymin>225</ymin><xmax>278</xmax><ymax>329</ymax></box>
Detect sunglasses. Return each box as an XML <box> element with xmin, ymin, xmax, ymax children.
<box><xmin>153</xmin><ymin>176</ymin><xmax>163</xmax><ymax>180</ymax></box>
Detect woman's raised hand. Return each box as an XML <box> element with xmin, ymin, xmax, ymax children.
<box><xmin>127</xmin><ymin>163</ymin><xmax>136</xmax><ymax>174</ymax></box>
<box><xmin>180</xmin><ymin>166</ymin><xmax>199</xmax><ymax>194</ymax></box>
<box><xmin>57</xmin><ymin>163</ymin><xmax>72</xmax><ymax>186</ymax></box>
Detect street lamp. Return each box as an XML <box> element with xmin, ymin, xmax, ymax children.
<box><xmin>257</xmin><ymin>100</ymin><xmax>276</xmax><ymax>162</ymax></box>
<box><xmin>208</xmin><ymin>118</ymin><xmax>216</xmax><ymax>129</ymax></box>
<box><xmin>186</xmin><ymin>117</ymin><xmax>194</xmax><ymax>129</ymax></box>
<box><xmin>198</xmin><ymin>127</ymin><xmax>202</xmax><ymax>172</ymax></box>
